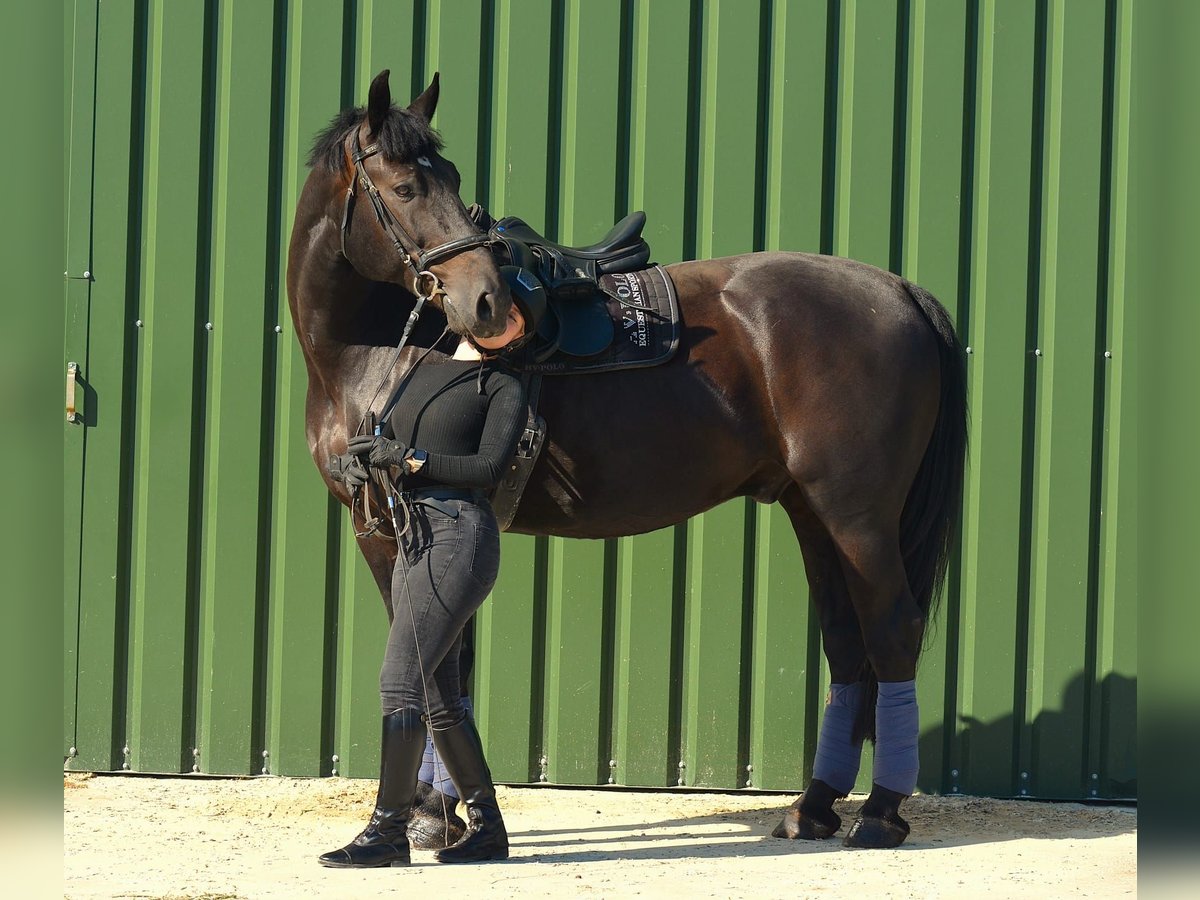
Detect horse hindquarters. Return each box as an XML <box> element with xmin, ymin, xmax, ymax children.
<box><xmin>844</xmin><ymin>282</ymin><xmax>966</xmax><ymax>847</ymax></box>
<box><xmin>776</xmin><ymin>276</ymin><xmax>966</xmax><ymax>847</ymax></box>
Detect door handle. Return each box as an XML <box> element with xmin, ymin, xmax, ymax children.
<box><xmin>67</xmin><ymin>361</ymin><xmax>79</xmax><ymax>423</ymax></box>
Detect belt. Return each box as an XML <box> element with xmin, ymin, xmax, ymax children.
<box><xmin>402</xmin><ymin>487</ymin><xmax>481</xmax><ymax>519</ymax></box>
<box><xmin>406</xmin><ymin>487</ymin><xmax>480</xmax><ymax>502</ymax></box>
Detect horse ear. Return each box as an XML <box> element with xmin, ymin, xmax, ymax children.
<box><xmin>407</xmin><ymin>72</ymin><xmax>440</xmax><ymax>123</ymax></box>
<box><xmin>367</xmin><ymin>69</ymin><xmax>392</xmax><ymax>137</ymax></box>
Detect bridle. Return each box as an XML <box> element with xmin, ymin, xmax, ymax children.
<box><xmin>339</xmin><ymin>128</ymin><xmax>492</xmax><ymax>301</ymax></box>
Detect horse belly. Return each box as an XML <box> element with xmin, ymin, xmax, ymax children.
<box><xmin>508</xmin><ymin>347</ymin><xmax>779</xmax><ymax>539</ymax></box>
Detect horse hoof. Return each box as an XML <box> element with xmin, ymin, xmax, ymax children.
<box><xmin>842</xmin><ymin>813</ymin><xmax>910</xmax><ymax>849</ymax></box>
<box><xmin>771</xmin><ymin>803</ymin><xmax>841</xmax><ymax>840</ymax></box>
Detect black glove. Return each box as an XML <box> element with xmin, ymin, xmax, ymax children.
<box><xmin>347</xmin><ymin>433</ymin><xmax>409</xmax><ymax>469</ymax></box>
<box><xmin>328</xmin><ymin>453</ymin><xmax>370</xmax><ymax>488</ymax></box>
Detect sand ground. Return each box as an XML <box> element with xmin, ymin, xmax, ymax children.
<box><xmin>63</xmin><ymin>773</ymin><xmax>1135</xmax><ymax>898</ymax></box>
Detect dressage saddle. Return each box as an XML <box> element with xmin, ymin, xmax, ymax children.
<box><xmin>467</xmin><ymin>205</ymin><xmax>653</xmax><ymax>359</ymax></box>
<box><xmin>491</xmin><ymin>211</ymin><xmax>650</xmax><ymax>281</ymax></box>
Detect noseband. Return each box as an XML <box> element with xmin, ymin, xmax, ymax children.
<box><xmin>339</xmin><ymin>129</ymin><xmax>492</xmax><ymax>301</ymax></box>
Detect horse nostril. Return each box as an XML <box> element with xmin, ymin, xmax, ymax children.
<box><xmin>476</xmin><ymin>292</ymin><xmax>495</xmax><ymax>323</ymax></box>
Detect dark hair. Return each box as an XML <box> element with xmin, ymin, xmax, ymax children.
<box><xmin>306</xmin><ymin>105</ymin><xmax>444</xmax><ymax>172</ymax></box>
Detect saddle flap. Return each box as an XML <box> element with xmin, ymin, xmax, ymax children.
<box><xmin>545</xmin><ymin>297</ymin><xmax>615</xmax><ymax>358</ymax></box>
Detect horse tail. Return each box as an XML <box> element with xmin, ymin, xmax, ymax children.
<box><xmin>898</xmin><ymin>280</ymin><xmax>968</xmax><ymax>626</ymax></box>
<box><xmin>854</xmin><ymin>280</ymin><xmax>968</xmax><ymax>743</ymax></box>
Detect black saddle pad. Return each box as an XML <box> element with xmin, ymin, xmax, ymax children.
<box><xmin>520</xmin><ymin>265</ymin><xmax>680</xmax><ymax>375</ymax></box>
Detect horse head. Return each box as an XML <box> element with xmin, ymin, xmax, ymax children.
<box><xmin>334</xmin><ymin>69</ymin><xmax>510</xmax><ymax>339</ymax></box>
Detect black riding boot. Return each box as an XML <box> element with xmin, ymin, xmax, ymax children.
<box><xmin>430</xmin><ymin>717</ymin><xmax>509</xmax><ymax>863</ymax></box>
<box><xmin>408</xmin><ymin>780</ymin><xmax>467</xmax><ymax>849</ymax></box>
<box><xmin>318</xmin><ymin>709</ymin><xmax>426</xmax><ymax>868</ymax></box>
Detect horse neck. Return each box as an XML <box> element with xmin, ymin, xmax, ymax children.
<box><xmin>286</xmin><ymin>177</ymin><xmax>372</xmax><ymax>391</ymax></box>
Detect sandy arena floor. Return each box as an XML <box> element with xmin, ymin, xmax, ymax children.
<box><xmin>63</xmin><ymin>773</ymin><xmax>1135</xmax><ymax>898</ymax></box>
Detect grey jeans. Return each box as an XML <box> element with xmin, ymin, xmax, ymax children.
<box><xmin>379</xmin><ymin>498</ymin><xmax>501</xmax><ymax>728</ymax></box>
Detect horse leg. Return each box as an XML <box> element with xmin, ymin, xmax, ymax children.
<box><xmin>772</xmin><ymin>487</ymin><xmax>867</xmax><ymax>841</ymax></box>
<box><xmin>355</xmin><ymin>534</ymin><xmax>399</xmax><ymax>622</ymax></box>
<box><xmin>823</xmin><ymin>518</ymin><xmax>924</xmax><ymax>849</ymax></box>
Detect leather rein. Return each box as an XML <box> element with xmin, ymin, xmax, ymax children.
<box><xmin>339</xmin><ymin>128</ymin><xmax>493</xmax><ymax>539</ymax></box>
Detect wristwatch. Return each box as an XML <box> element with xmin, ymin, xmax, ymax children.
<box><xmin>403</xmin><ymin>448</ymin><xmax>428</xmax><ymax>474</ymax></box>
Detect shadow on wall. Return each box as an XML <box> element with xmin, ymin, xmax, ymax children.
<box><xmin>917</xmin><ymin>672</ymin><xmax>1136</xmax><ymax>800</ymax></box>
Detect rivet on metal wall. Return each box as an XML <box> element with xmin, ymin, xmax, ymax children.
<box><xmin>677</xmin><ymin>759</ymin><xmax>686</xmax><ymax>786</ymax></box>
<box><xmin>69</xmin><ymin>746</ymin><xmax>78</xmax><ymax>758</ymax></box>
<box><xmin>1021</xmin><ymin>772</ymin><xmax>1029</xmax><ymax>780</ymax></box>
<box><xmin>135</xmin><ymin>319</ymin><xmax>143</xmax><ymax>328</ymax></box>
<box><xmin>205</xmin><ymin>322</ymin><xmax>213</xmax><ymax>331</ymax></box>
<box><xmin>539</xmin><ymin>755</ymin><xmax>549</xmax><ymax>783</ymax></box>
<box><xmin>964</xmin><ymin>346</ymin><xmax>972</xmax><ymax>355</ymax></box>
<box><xmin>1034</xmin><ymin>348</ymin><xmax>1043</xmax><ymax>357</ymax></box>
<box><xmin>950</xmin><ymin>769</ymin><xmax>959</xmax><ymax>777</ymax></box>
<box><xmin>1104</xmin><ymin>351</ymin><xmax>1112</xmax><ymax>359</ymax></box>
<box><xmin>83</xmin><ymin>270</ymin><xmax>92</xmax><ymax>280</ymax></box>
<box><xmin>274</xmin><ymin>325</ymin><xmax>282</xmax><ymax>334</ymax></box>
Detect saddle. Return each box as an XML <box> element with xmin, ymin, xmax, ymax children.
<box><xmin>490</xmin><ymin>211</ymin><xmax>651</xmax><ymax>282</ymax></box>
<box><xmin>469</xmin><ymin>206</ymin><xmax>674</xmax><ymax>365</ymax></box>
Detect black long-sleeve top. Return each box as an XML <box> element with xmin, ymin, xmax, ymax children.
<box><xmin>385</xmin><ymin>357</ymin><xmax>526</xmax><ymax>491</ymax></box>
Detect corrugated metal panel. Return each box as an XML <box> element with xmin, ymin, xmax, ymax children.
<box><xmin>64</xmin><ymin>0</ymin><xmax>1136</xmax><ymax>800</ymax></box>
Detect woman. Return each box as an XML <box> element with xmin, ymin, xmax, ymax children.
<box><xmin>320</xmin><ymin>272</ymin><xmax>539</xmax><ymax>868</ymax></box>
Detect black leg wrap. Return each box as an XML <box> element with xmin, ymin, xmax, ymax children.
<box><xmin>318</xmin><ymin>709</ymin><xmax>426</xmax><ymax>868</ymax></box>
<box><xmin>771</xmin><ymin>779</ymin><xmax>844</xmax><ymax>840</ymax></box>
<box><xmin>430</xmin><ymin>717</ymin><xmax>509</xmax><ymax>863</ymax></box>
<box><xmin>842</xmin><ymin>783</ymin><xmax>911</xmax><ymax>849</ymax></box>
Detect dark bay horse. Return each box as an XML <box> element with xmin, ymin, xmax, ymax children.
<box><xmin>287</xmin><ymin>70</ymin><xmax>967</xmax><ymax>849</ymax></box>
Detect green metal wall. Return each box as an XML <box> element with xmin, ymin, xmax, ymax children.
<box><xmin>64</xmin><ymin>0</ymin><xmax>1136</xmax><ymax>801</ymax></box>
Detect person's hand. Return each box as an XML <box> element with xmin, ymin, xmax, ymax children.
<box><xmin>328</xmin><ymin>453</ymin><xmax>370</xmax><ymax>488</ymax></box>
<box><xmin>347</xmin><ymin>434</ymin><xmax>409</xmax><ymax>468</ymax></box>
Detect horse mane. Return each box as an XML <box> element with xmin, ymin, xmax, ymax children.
<box><xmin>306</xmin><ymin>104</ymin><xmax>444</xmax><ymax>171</ymax></box>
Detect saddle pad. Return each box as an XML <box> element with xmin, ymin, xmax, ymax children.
<box><xmin>521</xmin><ymin>265</ymin><xmax>680</xmax><ymax>375</ymax></box>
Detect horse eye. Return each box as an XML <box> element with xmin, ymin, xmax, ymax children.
<box><xmin>393</xmin><ymin>184</ymin><xmax>415</xmax><ymax>200</ymax></box>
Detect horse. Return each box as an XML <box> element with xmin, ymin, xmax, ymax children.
<box><xmin>287</xmin><ymin>69</ymin><xmax>967</xmax><ymax>850</ymax></box>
